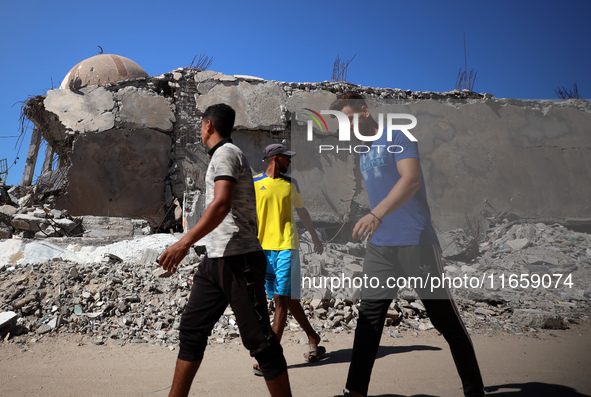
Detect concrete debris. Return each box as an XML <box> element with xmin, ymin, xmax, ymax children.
<box><xmin>0</xmin><ymin>220</ymin><xmax>589</xmax><ymax>349</ymax></box>
<box><xmin>438</xmin><ymin>229</ymin><xmax>479</xmax><ymax>261</ymax></box>
<box><xmin>512</xmin><ymin>309</ymin><xmax>567</xmax><ymax>329</ymax></box>
<box><xmin>0</xmin><ymin>311</ymin><xmax>18</xmax><ymax>337</ymax></box>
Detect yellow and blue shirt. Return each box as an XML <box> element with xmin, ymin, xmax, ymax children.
<box><xmin>253</xmin><ymin>173</ymin><xmax>304</xmax><ymax>250</ymax></box>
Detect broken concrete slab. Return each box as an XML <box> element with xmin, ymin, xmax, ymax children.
<box><xmin>512</xmin><ymin>309</ymin><xmax>567</xmax><ymax>329</ymax></box>
<box><xmin>44</xmin><ymin>86</ymin><xmax>115</xmax><ymax>133</ymax></box>
<box><xmin>117</xmin><ymin>86</ymin><xmax>175</xmax><ymax>132</ymax></box>
<box><xmin>506</xmin><ymin>238</ymin><xmax>530</xmax><ymax>251</ymax></box>
<box><xmin>0</xmin><ymin>311</ymin><xmax>17</xmax><ymax>331</ymax></box>
<box><xmin>196</xmin><ymin>80</ymin><xmax>287</xmax><ymax>130</ymax></box>
<box><xmin>0</xmin><ymin>239</ymin><xmax>25</xmax><ymax>266</ymax></box>
<box><xmin>81</xmin><ymin>216</ymin><xmax>138</xmax><ymax>238</ymax></box>
<box><xmin>12</xmin><ymin>213</ymin><xmax>47</xmax><ymax>232</ymax></box>
<box><xmin>1</xmin><ymin>233</ymin><xmax>179</xmax><ymax>266</ymax></box>
<box><xmin>438</xmin><ymin>229</ymin><xmax>478</xmax><ymax>261</ymax></box>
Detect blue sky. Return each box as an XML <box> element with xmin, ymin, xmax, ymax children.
<box><xmin>1</xmin><ymin>0</ymin><xmax>589</xmax><ymax>186</ymax></box>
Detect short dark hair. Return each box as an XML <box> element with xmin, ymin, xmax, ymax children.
<box><xmin>202</xmin><ymin>103</ymin><xmax>236</xmax><ymax>138</ymax></box>
<box><xmin>329</xmin><ymin>91</ymin><xmax>368</xmax><ymax>112</ymax></box>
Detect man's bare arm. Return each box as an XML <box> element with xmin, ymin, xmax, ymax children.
<box><xmin>352</xmin><ymin>157</ymin><xmax>422</xmax><ymax>240</ymax></box>
<box><xmin>159</xmin><ymin>179</ymin><xmax>236</xmax><ymax>272</ymax></box>
<box><xmin>295</xmin><ymin>207</ymin><xmax>324</xmax><ymax>254</ymax></box>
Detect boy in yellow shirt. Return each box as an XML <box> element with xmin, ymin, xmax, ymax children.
<box><xmin>252</xmin><ymin>143</ymin><xmax>325</xmax><ymax>375</ymax></box>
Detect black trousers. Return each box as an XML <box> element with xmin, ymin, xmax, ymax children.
<box><xmin>346</xmin><ymin>243</ymin><xmax>485</xmax><ymax>397</ymax></box>
<box><xmin>178</xmin><ymin>250</ymin><xmax>287</xmax><ymax>380</ymax></box>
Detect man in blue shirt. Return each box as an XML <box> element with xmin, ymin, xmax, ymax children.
<box><xmin>330</xmin><ymin>92</ymin><xmax>485</xmax><ymax>397</ymax></box>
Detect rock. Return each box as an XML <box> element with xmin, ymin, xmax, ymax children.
<box><xmin>512</xmin><ymin>309</ymin><xmax>567</xmax><ymax>329</ymax></box>
<box><xmin>12</xmin><ymin>213</ymin><xmax>46</xmax><ymax>232</ymax></box>
<box><xmin>309</xmin><ymin>298</ymin><xmax>323</xmax><ymax>309</ymax></box>
<box><xmin>37</xmin><ymin>323</ymin><xmax>52</xmax><ymax>334</ymax></box>
<box><xmin>506</xmin><ymin>238</ymin><xmax>530</xmax><ymax>251</ymax></box>
<box><xmin>438</xmin><ymin>229</ymin><xmax>478</xmax><ymax>261</ymax></box>
<box><xmin>0</xmin><ymin>222</ymin><xmax>11</xmax><ymax>239</ymax></box>
<box><xmin>0</xmin><ymin>311</ymin><xmax>18</xmax><ymax>334</ymax></box>
<box><xmin>153</xmin><ymin>267</ymin><xmax>172</xmax><ymax>278</ymax></box>
<box><xmin>344</xmin><ymin>263</ymin><xmax>363</xmax><ymax>278</ymax></box>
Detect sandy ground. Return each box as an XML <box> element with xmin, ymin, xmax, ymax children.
<box><xmin>1</xmin><ymin>321</ymin><xmax>590</xmax><ymax>397</ymax></box>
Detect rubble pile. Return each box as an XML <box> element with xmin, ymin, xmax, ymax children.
<box><xmin>0</xmin><ymin>184</ymin><xmax>75</xmax><ymax>239</ymax></box>
<box><xmin>0</xmin><ymin>219</ymin><xmax>590</xmax><ymax>348</ymax></box>
<box><xmin>0</xmin><ymin>186</ymin><xmax>152</xmax><ymax>241</ymax></box>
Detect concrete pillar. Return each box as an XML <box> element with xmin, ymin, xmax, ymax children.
<box><xmin>21</xmin><ymin>127</ymin><xmax>41</xmax><ymax>186</ymax></box>
<box><xmin>41</xmin><ymin>144</ymin><xmax>54</xmax><ymax>174</ymax></box>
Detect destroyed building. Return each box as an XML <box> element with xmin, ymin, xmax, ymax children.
<box><xmin>10</xmin><ymin>53</ymin><xmax>591</xmax><ymax>239</ymax></box>
<box><xmin>1</xmin><ymin>54</ymin><xmax>590</xmax><ymax>344</ymax></box>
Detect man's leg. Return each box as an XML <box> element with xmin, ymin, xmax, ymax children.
<box><xmin>269</xmin><ymin>249</ymin><xmax>294</xmax><ymax>342</ymax></box>
<box><xmin>172</xmin><ymin>255</ymin><xmax>229</xmax><ymax>397</ymax></box>
<box><xmin>285</xmin><ymin>250</ymin><xmax>321</xmax><ymax>348</ymax></box>
<box><xmin>415</xmin><ymin>245</ymin><xmax>485</xmax><ymax>397</ymax></box>
<box><xmin>421</xmin><ymin>298</ymin><xmax>485</xmax><ymax>397</ymax></box>
<box><xmin>345</xmin><ymin>298</ymin><xmax>391</xmax><ymax>397</ymax></box>
<box><xmin>287</xmin><ymin>298</ymin><xmax>320</xmax><ymax>346</ymax></box>
<box><xmin>228</xmin><ymin>251</ymin><xmax>292</xmax><ymax>396</ymax></box>
<box><xmin>169</xmin><ymin>359</ymin><xmax>201</xmax><ymax>397</ymax></box>
<box><xmin>345</xmin><ymin>243</ymin><xmax>397</xmax><ymax>397</ymax></box>
<box><xmin>273</xmin><ymin>294</ymin><xmax>289</xmax><ymax>341</ymax></box>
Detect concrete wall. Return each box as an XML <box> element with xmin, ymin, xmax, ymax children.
<box><xmin>25</xmin><ymin>68</ymin><xmax>591</xmax><ymax>233</ymax></box>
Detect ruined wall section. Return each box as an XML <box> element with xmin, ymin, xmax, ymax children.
<box><xmin>25</xmin><ymin>77</ymin><xmax>178</xmax><ymax>228</ymax></box>
<box><xmin>24</xmin><ymin>69</ymin><xmax>591</xmax><ymax>235</ymax></box>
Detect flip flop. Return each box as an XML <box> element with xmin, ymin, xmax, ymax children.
<box><xmin>252</xmin><ymin>363</ymin><xmax>263</xmax><ymax>376</ymax></box>
<box><xmin>304</xmin><ymin>344</ymin><xmax>326</xmax><ymax>363</ymax></box>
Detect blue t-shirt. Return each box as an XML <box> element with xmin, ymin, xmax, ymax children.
<box><xmin>359</xmin><ymin>129</ymin><xmax>439</xmax><ymax>247</ymax></box>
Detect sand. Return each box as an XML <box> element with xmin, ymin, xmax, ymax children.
<box><xmin>1</xmin><ymin>320</ymin><xmax>590</xmax><ymax>397</ymax></box>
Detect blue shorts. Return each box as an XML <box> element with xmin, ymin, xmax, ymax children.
<box><xmin>264</xmin><ymin>249</ymin><xmax>301</xmax><ymax>299</ymax></box>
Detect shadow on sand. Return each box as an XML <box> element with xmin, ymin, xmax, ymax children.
<box><xmin>326</xmin><ymin>383</ymin><xmax>591</xmax><ymax>397</ymax></box>
<box><xmin>287</xmin><ymin>344</ymin><xmax>441</xmax><ymax>370</ymax></box>
<box><xmin>483</xmin><ymin>382</ymin><xmax>590</xmax><ymax>397</ymax></box>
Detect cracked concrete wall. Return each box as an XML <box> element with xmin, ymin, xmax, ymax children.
<box><xmin>26</xmin><ymin>82</ymin><xmax>176</xmax><ymax>227</ymax></box>
<box><xmin>287</xmin><ymin>97</ymin><xmax>591</xmax><ymax>233</ymax></box>
<box><xmin>25</xmin><ymin>68</ymin><xmax>591</xmax><ymax>233</ymax></box>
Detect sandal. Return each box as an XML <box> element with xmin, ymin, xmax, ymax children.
<box><xmin>252</xmin><ymin>363</ymin><xmax>263</xmax><ymax>376</ymax></box>
<box><xmin>304</xmin><ymin>344</ymin><xmax>326</xmax><ymax>363</ymax></box>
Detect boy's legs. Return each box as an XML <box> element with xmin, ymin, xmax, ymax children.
<box><xmin>265</xmin><ymin>250</ymin><xmax>322</xmax><ymax>360</ymax></box>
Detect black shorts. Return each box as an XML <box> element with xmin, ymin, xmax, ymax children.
<box><xmin>177</xmin><ymin>250</ymin><xmax>286</xmax><ymax>380</ymax></box>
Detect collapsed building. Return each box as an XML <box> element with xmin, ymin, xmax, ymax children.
<box><xmin>0</xmin><ymin>54</ymin><xmax>590</xmax><ymax>343</ymax></box>
<box><xmin>7</xmin><ymin>53</ymin><xmax>591</xmax><ymax>240</ymax></box>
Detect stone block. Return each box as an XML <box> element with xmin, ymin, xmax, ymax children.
<box><xmin>117</xmin><ymin>86</ymin><xmax>175</xmax><ymax>132</ymax></box>
<box><xmin>506</xmin><ymin>238</ymin><xmax>530</xmax><ymax>251</ymax></box>
<box><xmin>438</xmin><ymin>229</ymin><xmax>478</xmax><ymax>261</ymax></box>
<box><xmin>82</xmin><ymin>216</ymin><xmax>134</xmax><ymax>238</ymax></box>
<box><xmin>512</xmin><ymin>309</ymin><xmax>567</xmax><ymax>329</ymax></box>
<box><xmin>0</xmin><ymin>311</ymin><xmax>17</xmax><ymax>334</ymax></box>
<box><xmin>344</xmin><ymin>263</ymin><xmax>363</xmax><ymax>278</ymax></box>
<box><xmin>53</xmin><ymin>218</ymin><xmax>77</xmax><ymax>233</ymax></box>
<box><xmin>13</xmin><ymin>213</ymin><xmax>47</xmax><ymax>232</ymax></box>
<box><xmin>196</xmin><ymin>80</ymin><xmax>287</xmax><ymax>130</ymax></box>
